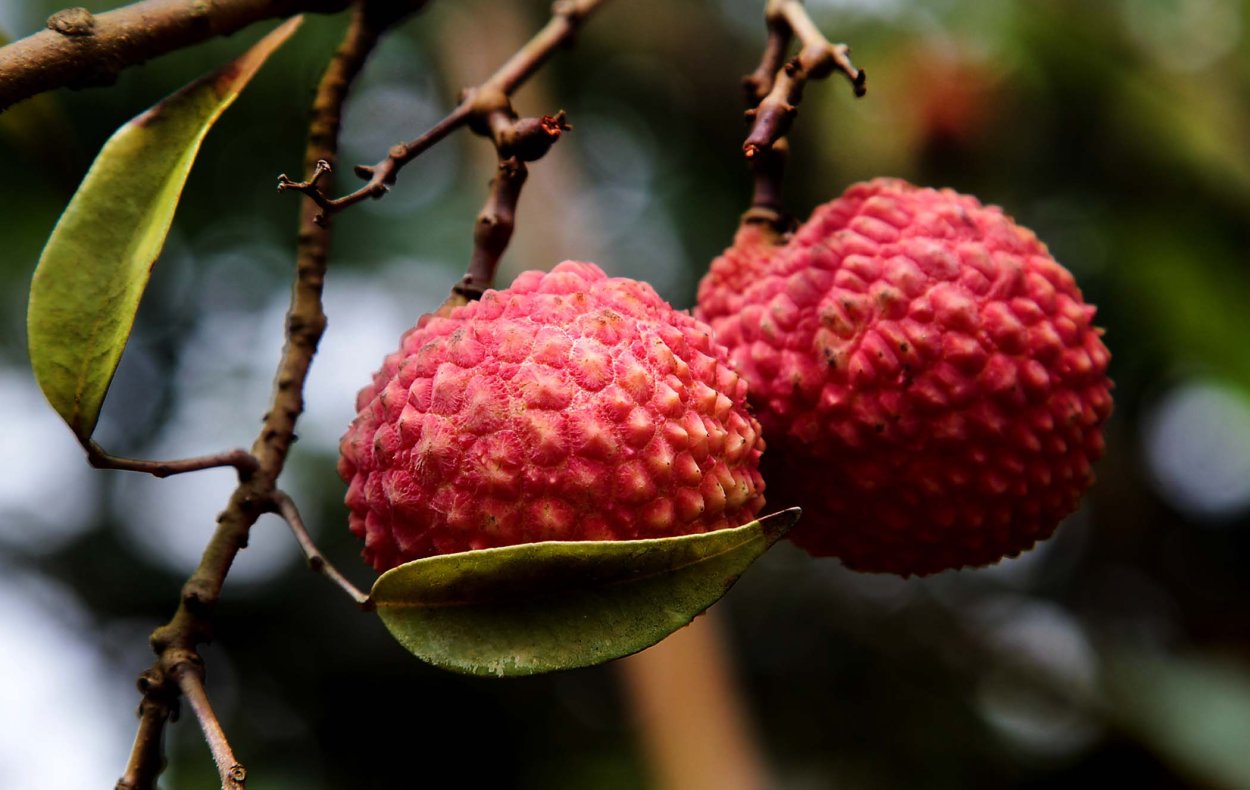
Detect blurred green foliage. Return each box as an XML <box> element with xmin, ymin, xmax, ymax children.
<box><xmin>2</xmin><ymin>0</ymin><xmax>1250</xmax><ymax>787</ymax></box>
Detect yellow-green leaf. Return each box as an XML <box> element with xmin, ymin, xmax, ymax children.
<box><xmin>371</xmin><ymin>508</ymin><xmax>801</xmax><ymax>677</ymax></box>
<box><xmin>1104</xmin><ymin>651</ymin><xmax>1250</xmax><ymax>789</ymax></box>
<box><xmin>26</xmin><ymin>16</ymin><xmax>302</xmax><ymax>441</ymax></box>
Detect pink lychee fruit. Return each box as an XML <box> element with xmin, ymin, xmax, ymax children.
<box><xmin>696</xmin><ymin>178</ymin><xmax>1112</xmax><ymax>576</ymax></box>
<box><xmin>339</xmin><ymin>261</ymin><xmax>767</xmax><ymax>573</ymax></box>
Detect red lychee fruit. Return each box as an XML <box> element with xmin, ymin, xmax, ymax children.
<box><xmin>339</xmin><ymin>261</ymin><xmax>767</xmax><ymax>572</ymax></box>
<box><xmin>696</xmin><ymin>178</ymin><xmax>1112</xmax><ymax>576</ymax></box>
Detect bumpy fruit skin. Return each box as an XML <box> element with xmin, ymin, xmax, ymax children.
<box><xmin>340</xmin><ymin>261</ymin><xmax>766</xmax><ymax>572</ymax></box>
<box><xmin>697</xmin><ymin>179</ymin><xmax>1112</xmax><ymax>576</ymax></box>
<box><xmin>695</xmin><ymin>222</ymin><xmax>779</xmax><ymax>319</ymax></box>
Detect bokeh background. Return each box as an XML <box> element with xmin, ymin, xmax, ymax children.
<box><xmin>3</xmin><ymin>0</ymin><xmax>1250</xmax><ymax>787</ymax></box>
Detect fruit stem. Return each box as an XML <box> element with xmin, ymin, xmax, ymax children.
<box><xmin>451</xmin><ymin>108</ymin><xmax>572</xmax><ymax>304</ymax></box>
<box><xmin>743</xmin><ymin>138</ymin><xmax>793</xmax><ymax>240</ymax></box>
<box><xmin>453</xmin><ymin>157</ymin><xmax>529</xmax><ymax>302</ymax></box>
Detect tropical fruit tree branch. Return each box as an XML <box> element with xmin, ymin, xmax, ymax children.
<box><xmin>0</xmin><ymin>0</ymin><xmax>378</xmax><ymax>112</ymax></box>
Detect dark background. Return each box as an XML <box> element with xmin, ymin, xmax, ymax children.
<box><xmin>2</xmin><ymin>0</ymin><xmax>1249</xmax><ymax>787</ymax></box>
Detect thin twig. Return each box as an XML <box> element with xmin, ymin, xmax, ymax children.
<box><xmin>271</xmin><ymin>490</ymin><xmax>373</xmax><ymax>609</ymax></box>
<box><xmin>275</xmin><ymin>159</ymin><xmax>334</xmax><ymax>226</ymax></box>
<box><xmin>116</xmin><ymin>4</ymin><xmax>403</xmax><ymax>786</ymax></box>
<box><xmin>87</xmin><ymin>441</ymin><xmax>258</xmax><ymax>479</ymax></box>
<box><xmin>174</xmin><ymin>662</ymin><xmax>246</xmax><ymax>790</ymax></box>
<box><xmin>280</xmin><ymin>0</ymin><xmax>606</xmax><ymax>223</ymax></box>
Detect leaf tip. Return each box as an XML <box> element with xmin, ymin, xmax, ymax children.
<box><xmin>756</xmin><ymin>507</ymin><xmax>802</xmax><ymax>543</ymax></box>
<box><xmin>209</xmin><ymin>14</ymin><xmax>304</xmax><ymax>99</ymax></box>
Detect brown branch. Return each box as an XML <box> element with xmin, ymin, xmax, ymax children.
<box><xmin>115</xmin><ymin>671</ymin><xmax>175</xmax><ymax>790</ymax></box>
<box><xmin>174</xmin><ymin>661</ymin><xmax>246</xmax><ymax>790</ymax></box>
<box><xmin>282</xmin><ymin>0</ymin><xmax>606</xmax><ymax>224</ymax></box>
<box><xmin>619</xmin><ymin>614</ymin><xmax>772</xmax><ymax>790</ymax></box>
<box><xmin>0</xmin><ymin>0</ymin><xmax>364</xmax><ymax>113</ymax></box>
<box><xmin>271</xmin><ymin>490</ymin><xmax>373</xmax><ymax>609</ymax></box>
<box><xmin>115</xmin><ymin>4</ymin><xmax>404</xmax><ymax>787</ymax></box>
<box><xmin>778</xmin><ymin>0</ymin><xmax>864</xmax><ymax>88</ymax></box>
<box><xmin>740</xmin><ymin>0</ymin><xmax>864</xmax><ymax>233</ymax></box>
<box><xmin>87</xmin><ymin>441</ymin><xmax>257</xmax><ymax>479</ymax></box>
<box><xmin>742</xmin><ymin>14</ymin><xmax>791</xmax><ymax>105</ymax></box>
<box><xmin>490</xmin><ymin>0</ymin><xmax>600</xmax><ymax>94</ymax></box>
<box><xmin>743</xmin><ymin>0</ymin><xmax>864</xmax><ymax>158</ymax></box>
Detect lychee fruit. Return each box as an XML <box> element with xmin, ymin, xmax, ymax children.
<box><xmin>697</xmin><ymin>178</ymin><xmax>1112</xmax><ymax>576</ymax></box>
<box><xmin>339</xmin><ymin>261</ymin><xmax>767</xmax><ymax>572</ymax></box>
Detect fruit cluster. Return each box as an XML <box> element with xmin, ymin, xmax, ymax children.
<box><xmin>341</xmin><ymin>180</ymin><xmax>1111</xmax><ymax>577</ymax></box>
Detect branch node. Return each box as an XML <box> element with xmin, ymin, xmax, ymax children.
<box><xmin>466</xmin><ymin>86</ymin><xmax>513</xmax><ymax>134</ymax></box>
<box><xmin>149</xmin><ymin>628</ymin><xmax>172</xmax><ymax>656</ymax></box>
<box><xmin>182</xmin><ymin>581</ymin><xmax>214</xmax><ymax>617</ymax></box>
<box><xmin>47</xmin><ymin>8</ymin><xmax>96</xmax><ymax>37</ymax></box>
<box><xmin>135</xmin><ymin>669</ymin><xmax>162</xmax><ymax>695</ymax></box>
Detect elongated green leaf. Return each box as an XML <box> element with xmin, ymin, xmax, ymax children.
<box><xmin>26</xmin><ymin>16</ymin><xmax>302</xmax><ymax>441</ymax></box>
<box><xmin>1105</xmin><ymin>651</ymin><xmax>1250</xmax><ymax>790</ymax></box>
<box><xmin>371</xmin><ymin>509</ymin><xmax>801</xmax><ymax>677</ymax></box>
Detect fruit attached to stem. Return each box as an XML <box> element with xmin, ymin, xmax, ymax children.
<box><xmin>698</xmin><ymin>178</ymin><xmax>1112</xmax><ymax>576</ymax></box>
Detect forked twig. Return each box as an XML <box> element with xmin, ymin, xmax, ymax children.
<box><xmin>116</xmin><ymin>3</ymin><xmax>403</xmax><ymax>786</ymax></box>
<box><xmin>741</xmin><ymin>0</ymin><xmax>865</xmax><ymax>232</ymax></box>
<box><xmin>278</xmin><ymin>0</ymin><xmax>605</xmax><ymax>225</ymax></box>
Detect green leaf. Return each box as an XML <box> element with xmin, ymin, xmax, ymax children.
<box><xmin>1104</xmin><ymin>651</ymin><xmax>1250</xmax><ymax>790</ymax></box>
<box><xmin>370</xmin><ymin>508</ymin><xmax>800</xmax><ymax>677</ymax></box>
<box><xmin>26</xmin><ymin>16</ymin><xmax>302</xmax><ymax>441</ymax></box>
